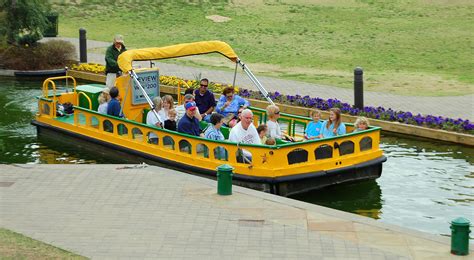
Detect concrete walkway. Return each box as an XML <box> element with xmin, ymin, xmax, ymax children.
<box><xmin>0</xmin><ymin>164</ymin><xmax>469</xmax><ymax>259</ymax></box>
<box><xmin>43</xmin><ymin>37</ymin><xmax>473</xmax><ymax>120</ymax></box>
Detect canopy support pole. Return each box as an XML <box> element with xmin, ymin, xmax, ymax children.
<box><xmin>129</xmin><ymin>70</ymin><xmax>161</xmax><ymax>123</ymax></box>
<box><xmin>236</xmin><ymin>59</ymin><xmax>274</xmax><ymax>105</ymax></box>
<box><xmin>232</xmin><ymin>61</ymin><xmax>238</xmax><ymax>87</ymax></box>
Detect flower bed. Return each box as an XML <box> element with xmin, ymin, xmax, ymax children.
<box><xmin>72</xmin><ymin>63</ymin><xmax>473</xmax><ymax>135</ymax></box>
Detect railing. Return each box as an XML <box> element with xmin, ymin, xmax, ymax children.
<box><xmin>69</xmin><ymin>106</ymin><xmax>382</xmax><ymax>177</ymax></box>
<box><xmin>41</xmin><ymin>76</ymin><xmax>77</xmax><ymax>118</ymax></box>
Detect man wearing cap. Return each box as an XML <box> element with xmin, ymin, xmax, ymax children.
<box><xmin>105</xmin><ymin>34</ymin><xmax>127</xmax><ymax>89</ymax></box>
<box><xmin>177</xmin><ymin>101</ymin><xmax>203</xmax><ymax>137</ymax></box>
<box><xmin>176</xmin><ymin>92</ymin><xmax>202</xmax><ymax>122</ymax></box>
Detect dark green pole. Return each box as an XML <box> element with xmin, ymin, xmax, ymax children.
<box><xmin>450</xmin><ymin>217</ymin><xmax>471</xmax><ymax>255</ymax></box>
<box><xmin>354</xmin><ymin>67</ymin><xmax>364</xmax><ymax>110</ymax></box>
<box><xmin>217</xmin><ymin>164</ymin><xmax>234</xmax><ymax>195</ymax></box>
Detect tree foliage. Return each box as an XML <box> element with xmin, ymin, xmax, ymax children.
<box><xmin>0</xmin><ymin>0</ymin><xmax>50</xmax><ymax>45</ymax></box>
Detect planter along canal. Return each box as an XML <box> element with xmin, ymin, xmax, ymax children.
<box><xmin>1</xmin><ymin>77</ymin><xmax>472</xmax><ymax>238</ymax></box>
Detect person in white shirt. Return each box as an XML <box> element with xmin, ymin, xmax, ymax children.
<box><xmin>146</xmin><ymin>96</ymin><xmax>164</xmax><ymax>144</ymax></box>
<box><xmin>229</xmin><ymin>109</ymin><xmax>260</xmax><ymax>163</ymax></box>
<box><xmin>266</xmin><ymin>104</ymin><xmax>294</xmax><ymax>141</ymax></box>
<box><xmin>97</xmin><ymin>88</ymin><xmax>110</xmax><ymax>115</ymax></box>
<box><xmin>158</xmin><ymin>95</ymin><xmax>174</xmax><ymax>121</ymax></box>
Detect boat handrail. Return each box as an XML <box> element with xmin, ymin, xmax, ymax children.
<box><xmin>72</xmin><ymin>106</ymin><xmax>380</xmax><ymax>149</ymax></box>
<box><xmin>76</xmin><ymin>92</ymin><xmax>92</xmax><ymax>110</ymax></box>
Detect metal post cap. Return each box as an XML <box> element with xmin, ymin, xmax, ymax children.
<box><xmin>216</xmin><ymin>164</ymin><xmax>234</xmax><ymax>171</ymax></box>
<box><xmin>451</xmin><ymin>217</ymin><xmax>471</xmax><ymax>226</ymax></box>
<box><xmin>354</xmin><ymin>67</ymin><xmax>363</xmax><ymax>75</ymax></box>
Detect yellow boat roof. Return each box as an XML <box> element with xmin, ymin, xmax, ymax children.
<box><xmin>118</xmin><ymin>40</ymin><xmax>239</xmax><ymax>72</ymax></box>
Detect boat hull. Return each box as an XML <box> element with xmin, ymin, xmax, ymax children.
<box><xmin>32</xmin><ymin>119</ymin><xmax>386</xmax><ymax>197</ymax></box>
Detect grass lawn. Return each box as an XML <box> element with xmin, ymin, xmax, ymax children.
<box><xmin>0</xmin><ymin>228</ymin><xmax>86</xmax><ymax>259</ymax></box>
<box><xmin>52</xmin><ymin>0</ymin><xmax>474</xmax><ymax>96</ymax></box>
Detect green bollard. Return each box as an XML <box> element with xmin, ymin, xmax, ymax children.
<box><xmin>450</xmin><ymin>217</ymin><xmax>471</xmax><ymax>256</ymax></box>
<box><xmin>217</xmin><ymin>164</ymin><xmax>234</xmax><ymax>195</ymax></box>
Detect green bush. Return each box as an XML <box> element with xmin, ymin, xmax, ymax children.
<box><xmin>0</xmin><ymin>40</ymin><xmax>77</xmax><ymax>70</ymax></box>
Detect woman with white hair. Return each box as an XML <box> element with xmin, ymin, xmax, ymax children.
<box><xmin>146</xmin><ymin>96</ymin><xmax>165</xmax><ymax>144</ymax></box>
<box><xmin>266</xmin><ymin>105</ymin><xmax>294</xmax><ymax>141</ymax></box>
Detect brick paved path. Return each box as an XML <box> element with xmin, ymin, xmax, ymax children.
<box><xmin>43</xmin><ymin>37</ymin><xmax>473</xmax><ymax>120</ymax></box>
<box><xmin>1</xmin><ymin>164</ymin><xmax>464</xmax><ymax>259</ymax></box>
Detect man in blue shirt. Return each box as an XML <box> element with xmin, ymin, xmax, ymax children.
<box><xmin>107</xmin><ymin>87</ymin><xmax>123</xmax><ymax>118</ymax></box>
<box><xmin>177</xmin><ymin>101</ymin><xmax>202</xmax><ymax>137</ymax></box>
<box><xmin>194</xmin><ymin>78</ymin><xmax>216</xmax><ymax>122</ymax></box>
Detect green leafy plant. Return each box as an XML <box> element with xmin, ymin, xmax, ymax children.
<box><xmin>0</xmin><ymin>0</ymin><xmax>50</xmax><ymax>45</ymax></box>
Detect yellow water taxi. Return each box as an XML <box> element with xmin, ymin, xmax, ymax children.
<box><xmin>32</xmin><ymin>41</ymin><xmax>386</xmax><ymax>196</ymax></box>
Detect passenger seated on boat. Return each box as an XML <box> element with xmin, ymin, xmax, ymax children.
<box><xmin>146</xmin><ymin>97</ymin><xmax>164</xmax><ymax>144</ymax></box>
<box><xmin>164</xmin><ymin>109</ymin><xmax>177</xmax><ymax>131</ymax></box>
<box><xmin>265</xmin><ymin>105</ymin><xmax>295</xmax><ymax>142</ymax></box>
<box><xmin>265</xmin><ymin>137</ymin><xmax>276</xmax><ymax>145</ymax></box>
<box><xmin>353</xmin><ymin>116</ymin><xmax>370</xmax><ymax>132</ymax></box>
<box><xmin>176</xmin><ymin>92</ymin><xmax>202</xmax><ymax>122</ymax></box>
<box><xmin>107</xmin><ymin>87</ymin><xmax>123</xmax><ymax>118</ymax></box>
<box><xmin>194</xmin><ymin>78</ymin><xmax>216</xmax><ymax>122</ymax></box>
<box><xmin>229</xmin><ymin>109</ymin><xmax>260</xmax><ymax>163</ymax></box>
<box><xmin>304</xmin><ymin>109</ymin><xmax>322</xmax><ymax>140</ymax></box>
<box><xmin>177</xmin><ymin>101</ymin><xmax>203</xmax><ymax>137</ymax></box>
<box><xmin>97</xmin><ymin>88</ymin><xmax>110</xmax><ymax>115</ymax></box>
<box><xmin>216</xmin><ymin>87</ymin><xmax>250</xmax><ymax>127</ymax></box>
<box><xmin>159</xmin><ymin>95</ymin><xmax>174</xmax><ymax>121</ymax></box>
<box><xmin>204</xmin><ymin>113</ymin><xmax>226</xmax><ymax>159</ymax></box>
<box><xmin>319</xmin><ymin>108</ymin><xmax>346</xmax><ymax>138</ymax></box>
<box><xmin>257</xmin><ymin>124</ymin><xmax>268</xmax><ymax>144</ymax></box>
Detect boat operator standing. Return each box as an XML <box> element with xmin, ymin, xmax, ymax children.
<box><xmin>105</xmin><ymin>34</ymin><xmax>127</xmax><ymax>89</ymax></box>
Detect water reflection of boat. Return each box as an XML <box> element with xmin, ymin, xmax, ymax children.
<box><xmin>31</xmin><ymin>41</ymin><xmax>386</xmax><ymax>196</ymax></box>
<box><xmin>291</xmin><ymin>180</ymin><xmax>383</xmax><ymax>219</ymax></box>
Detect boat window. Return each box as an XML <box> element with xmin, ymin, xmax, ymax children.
<box><xmin>339</xmin><ymin>141</ymin><xmax>354</xmax><ymax>156</ymax></box>
<box><xmin>315</xmin><ymin>144</ymin><xmax>333</xmax><ymax>160</ymax></box>
<box><xmin>147</xmin><ymin>131</ymin><xmax>159</xmax><ymax>145</ymax></box>
<box><xmin>236</xmin><ymin>149</ymin><xmax>252</xmax><ymax>164</ymax></box>
<box><xmin>117</xmin><ymin>123</ymin><xmax>128</xmax><ymax>136</ymax></box>
<box><xmin>78</xmin><ymin>112</ymin><xmax>86</xmax><ymax>126</ymax></box>
<box><xmin>132</xmin><ymin>128</ymin><xmax>143</xmax><ymax>142</ymax></box>
<box><xmin>163</xmin><ymin>136</ymin><xmax>174</xmax><ymax>149</ymax></box>
<box><xmin>360</xmin><ymin>136</ymin><xmax>372</xmax><ymax>151</ymax></box>
<box><xmin>287</xmin><ymin>148</ymin><xmax>308</xmax><ymax>165</ymax></box>
<box><xmin>214</xmin><ymin>146</ymin><xmax>228</xmax><ymax>161</ymax></box>
<box><xmin>179</xmin><ymin>140</ymin><xmax>192</xmax><ymax>154</ymax></box>
<box><xmin>42</xmin><ymin>103</ymin><xmax>50</xmax><ymax>115</ymax></box>
<box><xmin>196</xmin><ymin>143</ymin><xmax>209</xmax><ymax>158</ymax></box>
<box><xmin>103</xmin><ymin>120</ymin><xmax>114</xmax><ymax>133</ymax></box>
<box><xmin>90</xmin><ymin>116</ymin><xmax>99</xmax><ymax>129</ymax></box>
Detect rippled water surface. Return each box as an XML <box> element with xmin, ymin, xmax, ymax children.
<box><xmin>1</xmin><ymin>77</ymin><xmax>473</xmax><ymax>238</ymax></box>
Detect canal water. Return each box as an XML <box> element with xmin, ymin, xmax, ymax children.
<box><xmin>1</xmin><ymin>77</ymin><xmax>472</xmax><ymax>238</ymax></box>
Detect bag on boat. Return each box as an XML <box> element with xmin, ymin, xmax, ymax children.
<box><xmin>222</xmin><ymin>113</ymin><xmax>236</xmax><ymax>125</ymax></box>
<box><xmin>56</xmin><ymin>102</ymin><xmax>74</xmax><ymax>116</ymax></box>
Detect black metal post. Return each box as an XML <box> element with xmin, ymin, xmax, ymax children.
<box><xmin>79</xmin><ymin>28</ymin><xmax>87</xmax><ymax>63</ymax></box>
<box><xmin>354</xmin><ymin>67</ymin><xmax>364</xmax><ymax>109</ymax></box>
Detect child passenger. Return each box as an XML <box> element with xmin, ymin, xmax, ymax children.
<box><xmin>257</xmin><ymin>124</ymin><xmax>268</xmax><ymax>144</ymax></box>
<box><xmin>319</xmin><ymin>108</ymin><xmax>346</xmax><ymax>138</ymax></box>
<box><xmin>107</xmin><ymin>87</ymin><xmax>123</xmax><ymax>118</ymax></box>
<box><xmin>205</xmin><ymin>113</ymin><xmax>225</xmax><ymax>141</ymax></box>
<box><xmin>353</xmin><ymin>116</ymin><xmax>370</xmax><ymax>132</ymax></box>
<box><xmin>164</xmin><ymin>109</ymin><xmax>177</xmax><ymax>131</ymax></box>
<box><xmin>97</xmin><ymin>88</ymin><xmax>110</xmax><ymax>115</ymax></box>
<box><xmin>205</xmin><ymin>113</ymin><xmax>226</xmax><ymax>159</ymax></box>
<box><xmin>305</xmin><ymin>109</ymin><xmax>322</xmax><ymax>140</ymax></box>
<box><xmin>159</xmin><ymin>95</ymin><xmax>174</xmax><ymax>120</ymax></box>
<box><xmin>265</xmin><ymin>137</ymin><xmax>276</xmax><ymax>145</ymax></box>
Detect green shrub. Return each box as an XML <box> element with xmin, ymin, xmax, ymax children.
<box><xmin>0</xmin><ymin>40</ymin><xmax>76</xmax><ymax>70</ymax></box>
